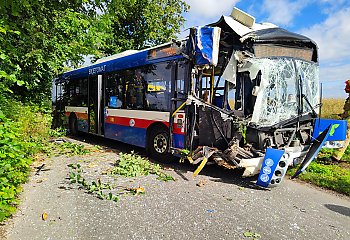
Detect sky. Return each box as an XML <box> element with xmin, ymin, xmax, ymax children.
<box><xmin>181</xmin><ymin>0</ymin><xmax>350</xmax><ymax>98</ymax></box>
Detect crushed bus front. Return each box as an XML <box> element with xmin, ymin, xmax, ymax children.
<box><xmin>175</xmin><ymin>8</ymin><xmax>345</xmax><ymax>187</ymax></box>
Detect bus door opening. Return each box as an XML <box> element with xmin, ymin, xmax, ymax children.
<box><xmin>88</xmin><ymin>75</ymin><xmax>104</xmax><ymax>135</ymax></box>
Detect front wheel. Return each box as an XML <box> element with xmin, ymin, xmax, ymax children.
<box><xmin>148</xmin><ymin>127</ymin><xmax>172</xmax><ymax>163</ymax></box>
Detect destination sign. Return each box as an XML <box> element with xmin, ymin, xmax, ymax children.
<box><xmin>147</xmin><ymin>45</ymin><xmax>180</xmax><ymax>60</ymax></box>
<box><xmin>89</xmin><ymin>65</ymin><xmax>106</xmax><ymax>75</ymax></box>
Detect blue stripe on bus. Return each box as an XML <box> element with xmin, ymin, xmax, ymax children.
<box><xmin>104</xmin><ymin>123</ymin><xmax>146</xmax><ymax>148</ymax></box>
<box><xmin>173</xmin><ymin>134</ymin><xmax>185</xmax><ymax>149</ymax></box>
<box><xmin>59</xmin><ymin>52</ymin><xmax>184</xmax><ymax>81</ymax></box>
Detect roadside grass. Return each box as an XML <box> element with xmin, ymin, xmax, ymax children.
<box><xmin>288</xmin><ymin>149</ymin><xmax>350</xmax><ymax>196</ymax></box>
<box><xmin>288</xmin><ymin>98</ymin><xmax>350</xmax><ymax>196</ymax></box>
<box><xmin>0</xmin><ymin>97</ymin><xmax>51</xmax><ymax>221</ymax></box>
<box><xmin>0</xmin><ymin>96</ymin><xmax>93</xmax><ymax>222</ymax></box>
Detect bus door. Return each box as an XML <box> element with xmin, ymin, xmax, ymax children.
<box><xmin>169</xmin><ymin>61</ymin><xmax>188</xmax><ymax>150</ymax></box>
<box><xmin>88</xmin><ymin>75</ymin><xmax>104</xmax><ymax>135</ymax></box>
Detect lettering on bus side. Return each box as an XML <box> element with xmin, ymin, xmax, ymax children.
<box><xmin>89</xmin><ymin>65</ymin><xmax>106</xmax><ymax>75</ymax></box>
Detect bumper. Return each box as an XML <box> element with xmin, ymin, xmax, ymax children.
<box><xmin>238</xmin><ymin>146</ymin><xmax>308</xmax><ymax>177</ymax></box>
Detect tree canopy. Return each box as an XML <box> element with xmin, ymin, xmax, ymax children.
<box><xmin>0</xmin><ymin>0</ymin><xmax>188</xmax><ymax>103</ymax></box>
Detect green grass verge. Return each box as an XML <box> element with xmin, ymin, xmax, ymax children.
<box><xmin>288</xmin><ymin>149</ymin><xmax>350</xmax><ymax>196</ymax></box>
<box><xmin>0</xmin><ymin>97</ymin><xmax>51</xmax><ymax>221</ymax></box>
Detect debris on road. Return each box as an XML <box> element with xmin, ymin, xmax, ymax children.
<box><xmin>41</xmin><ymin>213</ymin><xmax>48</xmax><ymax>221</ymax></box>
<box><xmin>196</xmin><ymin>179</ymin><xmax>207</xmax><ymax>187</ymax></box>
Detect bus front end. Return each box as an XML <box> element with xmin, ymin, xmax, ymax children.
<box><xmin>182</xmin><ymin>8</ymin><xmax>326</xmax><ymax>187</ymax></box>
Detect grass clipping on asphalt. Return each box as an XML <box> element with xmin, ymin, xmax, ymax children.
<box><xmin>68</xmin><ymin>151</ymin><xmax>174</xmax><ymax>202</ymax></box>
<box><xmin>112</xmin><ymin>151</ymin><xmax>174</xmax><ymax>182</ymax></box>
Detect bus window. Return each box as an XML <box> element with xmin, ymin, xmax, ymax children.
<box><xmin>105</xmin><ymin>73</ymin><xmax>124</xmax><ymax>108</ymax></box>
<box><xmin>176</xmin><ymin>61</ymin><xmax>186</xmax><ymax>96</ymax></box>
<box><xmin>63</xmin><ymin>78</ymin><xmax>87</xmax><ymax>107</ymax></box>
<box><xmin>144</xmin><ymin>62</ymin><xmax>172</xmax><ymax>111</ymax></box>
<box><xmin>125</xmin><ymin>70</ymin><xmax>145</xmax><ymax>109</ymax></box>
<box><xmin>175</xmin><ymin>61</ymin><xmax>187</xmax><ymax>108</ymax></box>
<box><xmin>54</xmin><ymin>82</ymin><xmax>65</xmax><ymax>104</ymax></box>
<box><xmin>77</xmin><ymin>78</ymin><xmax>88</xmax><ymax>107</ymax></box>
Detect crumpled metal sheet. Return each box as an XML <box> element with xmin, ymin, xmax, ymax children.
<box><xmin>193</xmin><ymin>26</ymin><xmax>221</xmax><ymax>66</ymax></box>
<box><xmin>250</xmin><ymin>58</ymin><xmax>319</xmax><ymax>126</ymax></box>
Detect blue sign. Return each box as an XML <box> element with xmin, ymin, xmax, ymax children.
<box><xmin>313</xmin><ymin>119</ymin><xmax>347</xmax><ymax>141</ymax></box>
<box><xmin>109</xmin><ymin>96</ymin><xmax>118</xmax><ymax>108</ymax></box>
<box><xmin>256</xmin><ymin>148</ymin><xmax>285</xmax><ymax>188</ymax></box>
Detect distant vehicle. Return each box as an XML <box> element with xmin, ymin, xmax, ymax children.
<box><xmin>53</xmin><ymin>7</ymin><xmax>346</xmax><ymax>187</ymax></box>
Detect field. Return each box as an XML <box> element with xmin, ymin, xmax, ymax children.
<box><xmin>320</xmin><ymin>98</ymin><xmax>346</xmax><ymax>119</ymax></box>
<box><xmin>289</xmin><ymin>98</ymin><xmax>350</xmax><ymax>195</ymax></box>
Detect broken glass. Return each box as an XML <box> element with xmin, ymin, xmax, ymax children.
<box><xmin>250</xmin><ymin>58</ymin><xmax>319</xmax><ymax>127</ymax></box>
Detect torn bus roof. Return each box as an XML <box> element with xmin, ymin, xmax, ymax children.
<box><xmin>240</xmin><ymin>28</ymin><xmax>318</xmax><ymax>51</ymax></box>
<box><xmin>208</xmin><ymin>15</ymin><xmax>277</xmax><ymax>37</ymax></box>
<box><xmin>208</xmin><ymin>11</ymin><xmax>317</xmax><ymax>54</ymax></box>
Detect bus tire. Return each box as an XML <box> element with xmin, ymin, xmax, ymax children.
<box><xmin>69</xmin><ymin>114</ymin><xmax>78</xmax><ymax>136</ymax></box>
<box><xmin>148</xmin><ymin>126</ymin><xmax>172</xmax><ymax>163</ymax></box>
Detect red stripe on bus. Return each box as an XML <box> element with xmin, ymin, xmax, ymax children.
<box><xmin>105</xmin><ymin>116</ymin><xmax>161</xmax><ymax>129</ymax></box>
<box><xmin>105</xmin><ymin>116</ymin><xmax>185</xmax><ymax>135</ymax></box>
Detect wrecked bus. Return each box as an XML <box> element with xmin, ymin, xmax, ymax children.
<box><xmin>52</xmin><ymin>8</ymin><xmax>346</xmax><ymax>188</ymax></box>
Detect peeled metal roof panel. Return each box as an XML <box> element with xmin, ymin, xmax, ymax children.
<box><xmin>241</xmin><ymin>27</ymin><xmax>314</xmax><ymax>43</ymax></box>
<box><xmin>209</xmin><ymin>16</ymin><xmax>277</xmax><ymax>37</ymax></box>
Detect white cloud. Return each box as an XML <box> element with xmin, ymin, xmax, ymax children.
<box><xmin>320</xmin><ymin>63</ymin><xmax>350</xmax><ymax>84</ymax></box>
<box><xmin>301</xmin><ymin>7</ymin><xmax>350</xmax><ymax>62</ymax></box>
<box><xmin>317</xmin><ymin>0</ymin><xmax>348</xmax><ymax>13</ymax></box>
<box><xmin>306</xmin><ymin>7</ymin><xmax>350</xmax><ymax>98</ymax></box>
<box><xmin>180</xmin><ymin>0</ymin><xmax>241</xmax><ymax>37</ymax></box>
<box><xmin>262</xmin><ymin>0</ymin><xmax>311</xmax><ymax>26</ymax></box>
<box><xmin>185</xmin><ymin>0</ymin><xmax>240</xmax><ymax>19</ymax></box>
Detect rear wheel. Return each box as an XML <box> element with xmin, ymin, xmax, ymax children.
<box><xmin>69</xmin><ymin>114</ymin><xmax>78</xmax><ymax>136</ymax></box>
<box><xmin>148</xmin><ymin>126</ymin><xmax>172</xmax><ymax>163</ymax></box>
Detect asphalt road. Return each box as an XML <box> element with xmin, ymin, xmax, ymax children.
<box><xmin>1</xmin><ymin>135</ymin><xmax>350</xmax><ymax>240</ymax></box>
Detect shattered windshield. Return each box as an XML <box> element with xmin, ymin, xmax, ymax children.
<box><xmin>250</xmin><ymin>58</ymin><xmax>319</xmax><ymax>127</ymax></box>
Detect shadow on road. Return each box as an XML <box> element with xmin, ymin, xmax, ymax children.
<box><xmin>324</xmin><ymin>204</ymin><xmax>350</xmax><ymax>217</ymax></box>
<box><xmin>67</xmin><ymin>133</ymin><xmax>268</xmax><ymax>191</ymax></box>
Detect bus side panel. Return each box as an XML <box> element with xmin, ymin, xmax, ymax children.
<box><xmin>76</xmin><ymin>113</ymin><xmax>89</xmax><ymax>132</ymax></box>
<box><xmin>104</xmin><ymin>120</ymin><xmax>147</xmax><ymax>148</ymax></box>
<box><xmin>172</xmin><ymin>134</ymin><xmax>185</xmax><ymax>148</ymax></box>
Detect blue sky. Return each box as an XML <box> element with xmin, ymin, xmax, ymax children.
<box><xmin>181</xmin><ymin>0</ymin><xmax>350</xmax><ymax>98</ymax></box>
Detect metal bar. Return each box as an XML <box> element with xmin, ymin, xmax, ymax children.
<box><xmin>97</xmin><ymin>75</ymin><xmax>102</xmax><ymax>135</ymax></box>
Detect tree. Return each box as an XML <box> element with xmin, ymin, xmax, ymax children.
<box><xmin>101</xmin><ymin>0</ymin><xmax>189</xmax><ymax>55</ymax></box>
<box><xmin>0</xmin><ymin>1</ymin><xmax>105</xmax><ymax>102</ymax></box>
<box><xmin>0</xmin><ymin>0</ymin><xmax>188</xmax><ymax>103</ymax></box>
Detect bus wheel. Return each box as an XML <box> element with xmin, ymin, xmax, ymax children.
<box><xmin>69</xmin><ymin>114</ymin><xmax>78</xmax><ymax>136</ymax></box>
<box><xmin>148</xmin><ymin>127</ymin><xmax>171</xmax><ymax>163</ymax></box>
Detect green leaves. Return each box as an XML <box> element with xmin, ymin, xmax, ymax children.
<box><xmin>0</xmin><ymin>97</ymin><xmax>52</xmax><ymax>222</ymax></box>
<box><xmin>112</xmin><ymin>151</ymin><xmax>174</xmax><ymax>181</ymax></box>
<box><xmin>0</xmin><ymin>0</ymin><xmax>188</xmax><ymax>102</ymax></box>
<box><xmin>102</xmin><ymin>0</ymin><xmax>188</xmax><ymax>55</ymax></box>
<box><xmin>243</xmin><ymin>231</ymin><xmax>261</xmax><ymax>239</ymax></box>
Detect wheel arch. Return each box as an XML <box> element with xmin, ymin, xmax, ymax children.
<box><xmin>146</xmin><ymin>122</ymin><xmax>169</xmax><ymax>151</ymax></box>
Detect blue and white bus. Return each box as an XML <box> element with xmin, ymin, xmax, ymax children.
<box><xmin>53</xmin><ymin>8</ymin><xmax>346</xmax><ymax>187</ymax></box>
